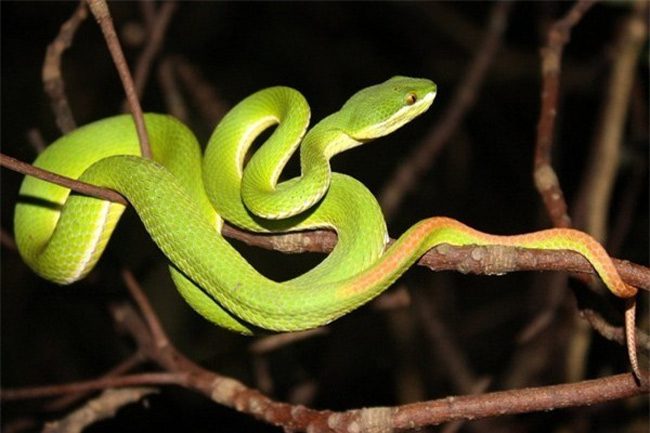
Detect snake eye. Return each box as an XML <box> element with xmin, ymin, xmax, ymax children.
<box><xmin>405</xmin><ymin>92</ymin><xmax>417</xmax><ymax>105</ymax></box>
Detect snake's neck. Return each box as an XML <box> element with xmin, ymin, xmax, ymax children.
<box><xmin>300</xmin><ymin>113</ymin><xmax>362</xmax><ymax>163</ymax></box>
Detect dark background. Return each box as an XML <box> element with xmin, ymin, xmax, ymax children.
<box><xmin>2</xmin><ymin>2</ymin><xmax>648</xmax><ymax>432</ymax></box>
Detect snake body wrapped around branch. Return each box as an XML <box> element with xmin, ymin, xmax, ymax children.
<box><xmin>13</xmin><ymin>76</ymin><xmax>638</xmax><ymax>374</ymax></box>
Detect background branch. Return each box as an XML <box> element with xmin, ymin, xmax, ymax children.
<box><xmin>534</xmin><ymin>0</ymin><xmax>595</xmax><ymax>228</ymax></box>
<box><xmin>42</xmin><ymin>0</ymin><xmax>87</xmax><ymax>134</ymax></box>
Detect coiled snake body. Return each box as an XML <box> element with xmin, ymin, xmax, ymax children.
<box><xmin>14</xmin><ymin>77</ymin><xmax>637</xmax><ymax>364</ymax></box>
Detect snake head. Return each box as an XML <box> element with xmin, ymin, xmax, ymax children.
<box><xmin>341</xmin><ymin>76</ymin><xmax>437</xmax><ymax>141</ymax></box>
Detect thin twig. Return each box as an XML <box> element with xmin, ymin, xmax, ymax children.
<box><xmin>379</xmin><ymin>1</ymin><xmax>511</xmax><ymax>221</ymax></box>
<box><xmin>1</xmin><ymin>373</ymin><xmax>185</xmax><ymax>401</ymax></box>
<box><xmin>0</xmin><ymin>152</ymin><xmax>127</xmax><ymax>205</ymax></box>
<box><xmin>43</xmin><ymin>352</ymin><xmax>145</xmax><ymax>412</ymax></box>
<box><xmin>121</xmin><ymin>268</ymin><xmax>170</xmax><ymax>349</ymax></box>
<box><xmin>249</xmin><ymin>328</ymin><xmax>329</xmax><ymax>354</ymax></box>
<box><xmin>533</xmin><ymin>0</ymin><xmax>596</xmax><ymax>228</ymax></box>
<box><xmin>158</xmin><ymin>56</ymin><xmax>189</xmax><ymax>122</ymax></box>
<box><xmin>26</xmin><ymin>128</ymin><xmax>47</xmax><ymax>154</ymax></box>
<box><xmin>173</xmin><ymin>56</ymin><xmax>230</xmax><ymax>125</ymax></box>
<box><xmin>129</xmin><ymin>1</ymin><xmax>177</xmax><ymax>104</ymax></box>
<box><xmin>582</xmin><ymin>307</ymin><xmax>650</xmax><ymax>351</ymax></box>
<box><xmin>573</xmin><ymin>0</ymin><xmax>648</xmax><ymax>241</ymax></box>
<box><xmin>86</xmin><ymin>0</ymin><xmax>152</xmax><ymax>159</ymax></box>
<box><xmin>516</xmin><ymin>275</ymin><xmax>567</xmax><ymax>344</ymax></box>
<box><xmin>42</xmin><ymin>388</ymin><xmax>157</xmax><ymax>433</ymax></box>
<box><xmin>138</xmin><ymin>0</ymin><xmax>157</xmax><ymax>29</ymax></box>
<box><xmin>415</xmin><ymin>288</ymin><xmax>485</xmax><ymax>395</ymax></box>
<box><xmin>607</xmin><ymin>160</ymin><xmax>647</xmax><ymax>255</ymax></box>
<box><xmin>42</xmin><ymin>1</ymin><xmax>88</xmax><ymax>134</ymax></box>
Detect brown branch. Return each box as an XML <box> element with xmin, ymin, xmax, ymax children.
<box><xmin>129</xmin><ymin>1</ymin><xmax>177</xmax><ymax>104</ymax></box>
<box><xmin>158</xmin><ymin>56</ymin><xmax>189</xmax><ymax>122</ymax></box>
<box><xmin>582</xmin><ymin>307</ymin><xmax>650</xmax><ymax>351</ymax></box>
<box><xmin>532</xmin><ymin>0</ymin><xmax>646</xmax><ymax>381</ymax></box>
<box><xmin>1</xmin><ymin>373</ymin><xmax>185</xmax><ymax>401</ymax></box>
<box><xmin>138</xmin><ymin>0</ymin><xmax>157</xmax><ymax>29</ymax></box>
<box><xmin>533</xmin><ymin>0</ymin><xmax>596</xmax><ymax>228</ymax></box>
<box><xmin>121</xmin><ymin>268</ymin><xmax>170</xmax><ymax>349</ymax></box>
<box><xmin>172</xmin><ymin>56</ymin><xmax>230</xmax><ymax>125</ymax></box>
<box><xmin>0</xmin><ymin>152</ymin><xmax>128</xmax><ymax>205</ymax></box>
<box><xmin>573</xmin><ymin>0</ymin><xmax>648</xmax><ymax>240</ymax></box>
<box><xmin>415</xmin><ymin>288</ymin><xmax>485</xmax><ymax>395</ymax></box>
<box><xmin>42</xmin><ymin>1</ymin><xmax>88</xmax><ymax>134</ymax></box>
<box><xmin>607</xmin><ymin>160</ymin><xmax>647</xmax><ymax>255</ymax></box>
<box><xmin>249</xmin><ymin>328</ymin><xmax>329</xmax><ymax>355</ymax></box>
<box><xmin>2</xmin><ymin>150</ymin><xmax>649</xmax><ymax>293</ymax></box>
<box><xmin>379</xmin><ymin>1</ymin><xmax>511</xmax><ymax>221</ymax></box>
<box><xmin>224</xmin><ymin>222</ymin><xmax>650</xmax><ymax>292</ymax></box>
<box><xmin>43</xmin><ymin>352</ymin><xmax>145</xmax><ymax>412</ymax></box>
<box><xmin>41</xmin><ymin>388</ymin><xmax>157</xmax><ymax>433</ymax></box>
<box><xmin>70</xmin><ymin>305</ymin><xmax>650</xmax><ymax>430</ymax></box>
<box><xmin>26</xmin><ymin>128</ymin><xmax>47</xmax><ymax>154</ymax></box>
<box><xmin>5</xmin><ymin>294</ymin><xmax>647</xmax><ymax>432</ymax></box>
<box><xmin>86</xmin><ymin>0</ymin><xmax>151</xmax><ymax>159</ymax></box>
<box><xmin>391</xmin><ymin>372</ymin><xmax>646</xmax><ymax>429</ymax></box>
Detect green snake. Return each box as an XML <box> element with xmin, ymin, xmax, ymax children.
<box><xmin>14</xmin><ymin>76</ymin><xmax>636</xmax><ymax>341</ymax></box>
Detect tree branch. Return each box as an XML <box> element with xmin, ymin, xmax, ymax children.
<box><xmin>534</xmin><ymin>0</ymin><xmax>596</xmax><ymax>228</ymax></box>
<box><xmin>2</xmin><ymin>150</ymin><xmax>649</xmax><ymax>293</ymax></box>
<box><xmin>42</xmin><ymin>0</ymin><xmax>87</xmax><ymax>134</ymax></box>
<box><xmin>86</xmin><ymin>0</ymin><xmax>151</xmax><ymax>159</ymax></box>
<box><xmin>5</xmin><ymin>302</ymin><xmax>646</xmax><ymax>432</ymax></box>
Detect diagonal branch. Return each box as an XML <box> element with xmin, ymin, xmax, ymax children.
<box><xmin>0</xmin><ymin>152</ymin><xmax>127</xmax><ymax>205</ymax></box>
<box><xmin>86</xmin><ymin>0</ymin><xmax>151</xmax><ymax>159</ymax></box>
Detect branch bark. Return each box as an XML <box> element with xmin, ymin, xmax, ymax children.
<box><xmin>534</xmin><ymin>0</ymin><xmax>596</xmax><ymax>228</ymax></box>
<box><xmin>86</xmin><ymin>0</ymin><xmax>151</xmax><ymax>159</ymax></box>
